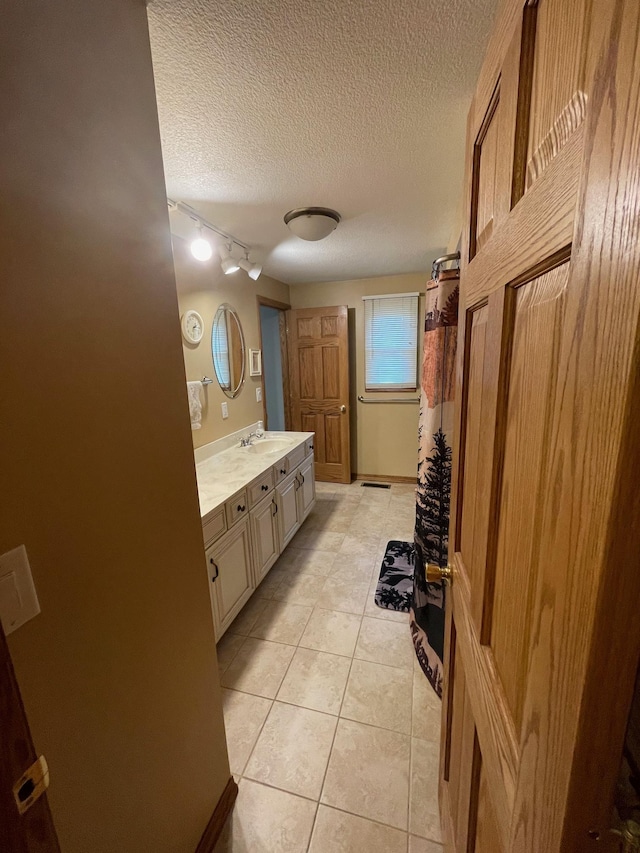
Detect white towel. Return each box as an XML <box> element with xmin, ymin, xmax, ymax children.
<box><xmin>187</xmin><ymin>381</ymin><xmax>203</xmax><ymax>430</ymax></box>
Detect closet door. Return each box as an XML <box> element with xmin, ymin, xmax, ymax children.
<box><xmin>439</xmin><ymin>2</ymin><xmax>640</xmax><ymax>852</ymax></box>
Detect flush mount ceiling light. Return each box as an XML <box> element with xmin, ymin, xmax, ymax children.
<box><xmin>239</xmin><ymin>252</ymin><xmax>262</xmax><ymax>281</ymax></box>
<box><xmin>219</xmin><ymin>243</ymin><xmax>240</xmax><ymax>275</ymax></box>
<box><xmin>190</xmin><ymin>225</ymin><xmax>213</xmax><ymax>261</ymax></box>
<box><xmin>284</xmin><ymin>207</ymin><xmax>341</xmax><ymax>242</ymax></box>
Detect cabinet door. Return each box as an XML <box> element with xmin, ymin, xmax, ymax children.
<box><xmin>206</xmin><ymin>518</ymin><xmax>254</xmax><ymax>639</ymax></box>
<box><xmin>276</xmin><ymin>471</ymin><xmax>300</xmax><ymax>550</ymax></box>
<box><xmin>250</xmin><ymin>493</ymin><xmax>279</xmax><ymax>586</ymax></box>
<box><xmin>296</xmin><ymin>454</ymin><xmax>316</xmax><ymax>522</ymax></box>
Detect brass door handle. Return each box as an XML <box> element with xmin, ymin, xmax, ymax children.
<box><xmin>426</xmin><ymin>563</ymin><xmax>454</xmax><ymax>584</ymax></box>
<box><xmin>340</xmin><ymin>405</ymin><xmax>346</xmax><ymax>413</ymax></box>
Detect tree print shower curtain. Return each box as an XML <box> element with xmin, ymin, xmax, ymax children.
<box><xmin>411</xmin><ymin>268</ymin><xmax>459</xmax><ymax>697</ymax></box>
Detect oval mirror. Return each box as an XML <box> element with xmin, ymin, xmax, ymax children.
<box><xmin>211</xmin><ymin>304</ymin><xmax>246</xmax><ymax>398</ymax></box>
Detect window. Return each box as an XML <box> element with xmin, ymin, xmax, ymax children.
<box><xmin>363</xmin><ymin>293</ymin><xmax>419</xmax><ymax>391</ymax></box>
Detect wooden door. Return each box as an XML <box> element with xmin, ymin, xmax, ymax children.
<box><xmin>440</xmin><ymin>2</ymin><xmax>640</xmax><ymax>851</ymax></box>
<box><xmin>1</xmin><ymin>626</ymin><xmax>60</xmax><ymax>852</ymax></box>
<box><xmin>287</xmin><ymin>306</ymin><xmax>351</xmax><ymax>483</ymax></box>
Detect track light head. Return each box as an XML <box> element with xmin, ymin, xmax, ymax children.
<box><xmin>239</xmin><ymin>255</ymin><xmax>262</xmax><ymax>281</ymax></box>
<box><xmin>190</xmin><ymin>224</ymin><xmax>213</xmax><ymax>261</ymax></box>
<box><xmin>219</xmin><ymin>243</ymin><xmax>240</xmax><ymax>274</ymax></box>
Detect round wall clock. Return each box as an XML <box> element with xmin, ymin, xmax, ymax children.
<box><xmin>181</xmin><ymin>309</ymin><xmax>204</xmax><ymax>344</ymax></box>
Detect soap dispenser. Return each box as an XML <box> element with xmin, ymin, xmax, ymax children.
<box><xmin>256</xmin><ymin>420</ymin><xmax>264</xmax><ymax>439</ymax></box>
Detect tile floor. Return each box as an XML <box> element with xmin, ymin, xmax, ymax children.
<box><xmin>215</xmin><ymin>480</ymin><xmax>443</xmax><ymax>853</ymax></box>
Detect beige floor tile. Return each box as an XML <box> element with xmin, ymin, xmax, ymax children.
<box><xmin>254</xmin><ymin>568</ymin><xmax>283</xmax><ymax>599</ymax></box>
<box><xmin>355</xmin><ymin>616</ymin><xmax>415</xmax><ymax>670</ymax></box>
<box><xmin>214</xmin><ymin>779</ymin><xmax>316</xmax><ymax>853</ymax></box>
<box><xmin>330</xmin><ymin>552</ymin><xmax>376</xmax><ymax>582</ymax></box>
<box><xmin>341</xmin><ymin>659</ymin><xmax>413</xmax><ymax>734</ymax></box>
<box><xmin>226</xmin><ymin>595</ymin><xmax>268</xmax><ymax>637</ymax></box>
<box><xmin>294</xmin><ymin>528</ymin><xmax>346</xmax><ymax>552</ymax></box>
<box><xmin>412</xmin><ymin>671</ymin><xmax>442</xmax><ymax>741</ymax></box>
<box><xmin>321</xmin><ymin>718</ymin><xmax>410</xmax><ymax>830</ymax></box>
<box><xmin>221</xmin><ymin>689</ymin><xmax>272</xmax><ymax>776</ymax></box>
<box><xmin>249</xmin><ymin>600</ymin><xmax>312</xmax><ymax>645</ymax></box>
<box><xmin>309</xmin><ymin>805</ymin><xmax>407</xmax><ymax>853</ymax></box>
<box><xmin>245</xmin><ymin>701</ymin><xmax>337</xmax><ymax>799</ymax></box>
<box><xmin>364</xmin><ymin>578</ymin><xmax>410</xmax><ymax>623</ymax></box>
<box><xmin>409</xmin><ymin>836</ymin><xmax>443</xmax><ymax>853</ymax></box>
<box><xmin>216</xmin><ymin>633</ymin><xmax>245</xmax><ymax>674</ymax></box>
<box><xmin>316</xmin><ymin>576</ymin><xmax>370</xmax><ymax>615</ymax></box>
<box><xmin>338</xmin><ymin>534</ymin><xmax>381</xmax><ymax>560</ymax></box>
<box><xmin>277</xmin><ymin>647</ymin><xmax>351</xmax><ymax>715</ymax></box>
<box><xmin>410</xmin><ymin>737</ymin><xmax>442</xmax><ymax>842</ymax></box>
<box><xmin>277</xmin><ymin>547</ymin><xmax>337</xmax><ymax>577</ymax></box>
<box><xmin>299</xmin><ymin>608</ymin><xmax>362</xmax><ymax>657</ymax></box>
<box><xmin>272</xmin><ymin>571</ymin><xmax>327</xmax><ymax>607</ymax></box>
<box><xmin>220</xmin><ymin>637</ymin><xmax>295</xmax><ymax>699</ymax></box>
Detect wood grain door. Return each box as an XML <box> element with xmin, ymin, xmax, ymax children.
<box><xmin>1</xmin><ymin>627</ymin><xmax>60</xmax><ymax>852</ymax></box>
<box><xmin>287</xmin><ymin>306</ymin><xmax>351</xmax><ymax>483</ymax></box>
<box><xmin>439</xmin><ymin>2</ymin><xmax>640</xmax><ymax>851</ymax></box>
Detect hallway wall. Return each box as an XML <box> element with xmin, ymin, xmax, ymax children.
<box><xmin>0</xmin><ymin>2</ymin><xmax>230</xmax><ymax>850</ymax></box>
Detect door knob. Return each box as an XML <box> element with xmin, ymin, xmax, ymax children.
<box><xmin>426</xmin><ymin>563</ymin><xmax>454</xmax><ymax>584</ymax></box>
<box><xmin>340</xmin><ymin>405</ymin><xmax>346</xmax><ymax>413</ymax></box>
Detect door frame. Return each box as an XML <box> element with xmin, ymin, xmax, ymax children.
<box><xmin>256</xmin><ymin>295</ymin><xmax>291</xmax><ymax>431</ymax></box>
<box><xmin>1</xmin><ymin>626</ymin><xmax>60</xmax><ymax>851</ymax></box>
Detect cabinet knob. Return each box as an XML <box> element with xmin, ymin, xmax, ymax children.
<box><xmin>261</xmin><ymin>484</ymin><xmax>268</xmax><ymax>491</ymax></box>
<box><xmin>237</xmin><ymin>504</ymin><xmax>246</xmax><ymax>512</ymax></box>
<box><xmin>280</xmin><ymin>468</ymin><xmax>286</xmax><ymax>474</ymax></box>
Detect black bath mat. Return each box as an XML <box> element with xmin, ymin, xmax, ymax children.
<box><xmin>375</xmin><ymin>541</ymin><xmax>414</xmax><ymax>612</ymax></box>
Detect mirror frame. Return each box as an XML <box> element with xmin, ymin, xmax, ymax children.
<box><xmin>211</xmin><ymin>303</ymin><xmax>246</xmax><ymax>399</ymax></box>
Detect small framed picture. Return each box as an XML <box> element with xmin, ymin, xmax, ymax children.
<box><xmin>249</xmin><ymin>349</ymin><xmax>262</xmax><ymax>377</ymax></box>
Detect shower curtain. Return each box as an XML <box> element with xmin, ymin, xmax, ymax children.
<box><xmin>410</xmin><ymin>268</ymin><xmax>459</xmax><ymax>697</ymax></box>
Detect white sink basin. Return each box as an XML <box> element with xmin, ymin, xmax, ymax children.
<box><xmin>245</xmin><ymin>438</ymin><xmax>293</xmax><ymax>455</ymax></box>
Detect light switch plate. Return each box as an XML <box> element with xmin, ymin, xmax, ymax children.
<box><xmin>221</xmin><ymin>402</ymin><xmax>229</xmax><ymax>419</ymax></box>
<box><xmin>0</xmin><ymin>545</ymin><xmax>40</xmax><ymax>635</ymax></box>
<box><xmin>256</xmin><ymin>387</ymin><xmax>262</xmax><ymax>402</ymax></box>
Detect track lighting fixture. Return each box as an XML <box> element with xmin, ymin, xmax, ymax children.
<box><xmin>190</xmin><ymin>225</ymin><xmax>213</xmax><ymax>261</ymax></box>
<box><xmin>219</xmin><ymin>243</ymin><xmax>240</xmax><ymax>275</ymax></box>
<box><xmin>239</xmin><ymin>252</ymin><xmax>262</xmax><ymax>281</ymax></box>
<box><xmin>168</xmin><ymin>199</ymin><xmax>260</xmax><ymax>280</ymax></box>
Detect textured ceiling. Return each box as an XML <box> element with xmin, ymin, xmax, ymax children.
<box><xmin>147</xmin><ymin>0</ymin><xmax>497</xmax><ymax>284</ymax></box>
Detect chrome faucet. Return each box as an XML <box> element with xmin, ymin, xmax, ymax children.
<box><xmin>239</xmin><ymin>432</ymin><xmax>257</xmax><ymax>447</ymax></box>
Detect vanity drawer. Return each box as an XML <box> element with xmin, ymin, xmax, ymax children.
<box><xmin>305</xmin><ymin>436</ymin><xmax>315</xmax><ymax>457</ymax></box>
<box><xmin>274</xmin><ymin>457</ymin><xmax>290</xmax><ymax>484</ymax></box>
<box><xmin>202</xmin><ymin>507</ymin><xmax>226</xmax><ymax>546</ymax></box>
<box><xmin>248</xmin><ymin>469</ymin><xmax>274</xmax><ymax>507</ymax></box>
<box><xmin>287</xmin><ymin>444</ymin><xmax>306</xmax><ymax>471</ymax></box>
<box><xmin>225</xmin><ymin>490</ymin><xmax>248</xmax><ymax>528</ymax></box>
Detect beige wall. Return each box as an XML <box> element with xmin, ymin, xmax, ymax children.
<box><xmin>174</xmin><ymin>236</ymin><xmax>291</xmax><ymax>447</ymax></box>
<box><xmin>290</xmin><ymin>273</ymin><xmax>427</xmax><ymax>479</ymax></box>
<box><xmin>1</xmin><ymin>2</ymin><xmax>230</xmax><ymax>851</ymax></box>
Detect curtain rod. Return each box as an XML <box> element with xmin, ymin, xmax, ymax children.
<box><xmin>432</xmin><ymin>252</ymin><xmax>460</xmax><ymax>281</ymax></box>
<box><xmin>358</xmin><ymin>395</ymin><xmax>420</xmax><ymax>404</ymax></box>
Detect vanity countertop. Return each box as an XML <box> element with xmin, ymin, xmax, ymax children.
<box><xmin>195</xmin><ymin>431</ymin><xmax>313</xmax><ymax>522</ymax></box>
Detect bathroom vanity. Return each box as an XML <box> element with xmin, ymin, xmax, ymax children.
<box><xmin>194</xmin><ymin>430</ymin><xmax>315</xmax><ymax>640</ymax></box>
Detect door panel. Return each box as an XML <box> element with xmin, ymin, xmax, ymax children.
<box><xmin>288</xmin><ymin>306</ymin><xmax>351</xmax><ymax>483</ymax></box>
<box><xmin>440</xmin><ymin>3</ymin><xmax>640</xmax><ymax>852</ymax></box>
<box><xmin>525</xmin><ymin>0</ymin><xmax>588</xmax><ymax>189</ymax></box>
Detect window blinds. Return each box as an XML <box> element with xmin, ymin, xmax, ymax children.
<box><xmin>363</xmin><ymin>293</ymin><xmax>419</xmax><ymax>391</ymax></box>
